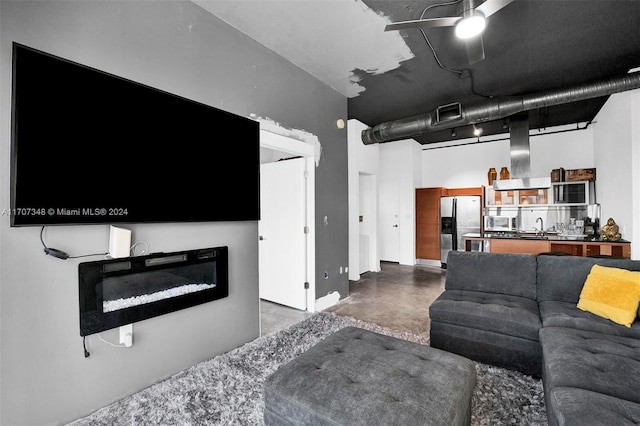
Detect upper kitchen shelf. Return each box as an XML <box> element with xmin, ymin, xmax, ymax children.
<box><xmin>485</xmin><ymin>181</ymin><xmax>595</xmax><ymax>208</ymax></box>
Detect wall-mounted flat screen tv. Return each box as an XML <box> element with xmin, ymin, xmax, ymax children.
<box><xmin>10</xmin><ymin>43</ymin><xmax>260</xmax><ymax>226</ymax></box>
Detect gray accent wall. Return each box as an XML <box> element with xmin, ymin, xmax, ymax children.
<box><xmin>0</xmin><ymin>1</ymin><xmax>348</xmax><ymax>424</ymax></box>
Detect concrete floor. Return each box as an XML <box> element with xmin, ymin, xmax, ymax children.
<box><xmin>260</xmin><ymin>299</ymin><xmax>314</xmax><ymax>336</ymax></box>
<box><xmin>261</xmin><ymin>262</ymin><xmax>446</xmax><ymax>341</ymax></box>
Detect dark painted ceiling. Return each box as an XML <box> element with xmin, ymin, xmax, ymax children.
<box><xmin>199</xmin><ymin>0</ymin><xmax>640</xmax><ymax>145</ymax></box>
<box><xmin>351</xmin><ymin>0</ymin><xmax>640</xmax><ymax>144</ymax></box>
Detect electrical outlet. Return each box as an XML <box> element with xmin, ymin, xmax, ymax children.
<box><xmin>119</xmin><ymin>324</ymin><xmax>133</xmax><ymax>347</ymax></box>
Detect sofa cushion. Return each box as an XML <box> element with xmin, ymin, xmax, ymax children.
<box><xmin>539</xmin><ymin>301</ymin><xmax>640</xmax><ymax>339</ymax></box>
<box><xmin>536</xmin><ymin>255</ymin><xmax>640</xmax><ymax>303</ymax></box>
<box><xmin>577</xmin><ymin>264</ymin><xmax>640</xmax><ymax>327</ymax></box>
<box><xmin>445</xmin><ymin>251</ymin><xmax>537</xmax><ymax>299</ymax></box>
<box><xmin>548</xmin><ymin>387</ymin><xmax>640</xmax><ymax>426</ymax></box>
<box><xmin>540</xmin><ymin>327</ymin><xmax>640</xmax><ymax>404</ymax></box>
<box><xmin>430</xmin><ymin>290</ymin><xmax>541</xmax><ymax>341</ymax></box>
<box><xmin>430</xmin><ymin>321</ymin><xmax>542</xmax><ymax>377</ymax></box>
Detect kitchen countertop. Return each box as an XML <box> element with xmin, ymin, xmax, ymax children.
<box><xmin>463</xmin><ymin>233</ymin><xmax>631</xmax><ymax>243</ymax></box>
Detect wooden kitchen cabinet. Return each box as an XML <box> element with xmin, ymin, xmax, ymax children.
<box><xmin>550</xmin><ymin>241</ymin><xmax>631</xmax><ymax>258</ymax></box>
<box><xmin>485</xmin><ymin>188</ymin><xmax>515</xmax><ymax>206</ymax></box>
<box><xmin>490</xmin><ymin>239</ymin><xmax>551</xmax><ymax>255</ymax></box>
<box><xmin>416</xmin><ymin>188</ymin><xmax>442</xmax><ymax>261</ymax></box>
<box><xmin>416</xmin><ymin>187</ymin><xmax>483</xmax><ymax>262</ymax></box>
<box><xmin>483</xmin><ymin>238</ymin><xmax>631</xmax><ymax>258</ymax></box>
<box><xmin>485</xmin><ymin>181</ymin><xmax>594</xmax><ymax>207</ymax></box>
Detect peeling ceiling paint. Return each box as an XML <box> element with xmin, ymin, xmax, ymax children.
<box><xmin>193</xmin><ymin>1</ymin><xmax>640</xmax><ymax>144</ymax></box>
<box><xmin>192</xmin><ymin>0</ymin><xmax>414</xmax><ymax>97</ymax></box>
<box><xmin>251</xmin><ymin>114</ymin><xmax>323</xmax><ymax>166</ymax></box>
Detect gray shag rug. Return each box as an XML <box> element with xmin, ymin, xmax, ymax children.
<box><xmin>69</xmin><ymin>312</ymin><xmax>547</xmax><ymax>425</ymax></box>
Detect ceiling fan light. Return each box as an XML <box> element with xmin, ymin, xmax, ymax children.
<box><xmin>455</xmin><ymin>14</ymin><xmax>486</xmax><ymax>39</ymax></box>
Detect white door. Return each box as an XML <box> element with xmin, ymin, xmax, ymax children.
<box><xmin>379</xmin><ymin>178</ymin><xmax>400</xmax><ymax>262</ymax></box>
<box><xmin>359</xmin><ymin>173</ymin><xmax>373</xmax><ymax>274</ymax></box>
<box><xmin>259</xmin><ymin>157</ymin><xmax>307</xmax><ymax>310</ymax></box>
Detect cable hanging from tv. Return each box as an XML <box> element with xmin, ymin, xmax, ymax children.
<box><xmin>39</xmin><ymin>226</ymin><xmax>108</xmax><ymax>260</ymax></box>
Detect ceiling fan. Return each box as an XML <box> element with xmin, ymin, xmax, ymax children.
<box><xmin>385</xmin><ymin>0</ymin><xmax>514</xmax><ymax>64</ymax></box>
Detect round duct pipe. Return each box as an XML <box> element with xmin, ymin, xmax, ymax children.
<box><xmin>361</xmin><ymin>71</ymin><xmax>640</xmax><ymax>145</ymax></box>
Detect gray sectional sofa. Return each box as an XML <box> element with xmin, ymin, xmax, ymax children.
<box><xmin>429</xmin><ymin>251</ymin><xmax>640</xmax><ymax>426</ymax></box>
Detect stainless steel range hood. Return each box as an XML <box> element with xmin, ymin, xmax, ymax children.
<box><xmin>493</xmin><ymin>177</ymin><xmax>551</xmax><ymax>191</ymax></box>
<box><xmin>492</xmin><ymin>113</ymin><xmax>551</xmax><ymax>191</ymax></box>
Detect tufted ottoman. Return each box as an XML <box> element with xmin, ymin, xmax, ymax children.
<box><xmin>263</xmin><ymin>326</ymin><xmax>477</xmax><ymax>425</ymax></box>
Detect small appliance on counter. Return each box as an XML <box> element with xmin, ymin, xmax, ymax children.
<box><xmin>484</xmin><ymin>215</ymin><xmax>517</xmax><ymax>232</ymax></box>
<box><xmin>585</xmin><ymin>204</ymin><xmax>601</xmax><ymax>238</ymax></box>
<box><xmin>583</xmin><ymin>217</ymin><xmax>600</xmax><ymax>238</ymax></box>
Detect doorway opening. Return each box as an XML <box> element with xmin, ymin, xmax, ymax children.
<box><xmin>358</xmin><ymin>173</ymin><xmax>377</xmax><ymax>274</ymax></box>
<box><xmin>259</xmin><ymin>130</ymin><xmax>315</xmax><ymax>313</ymax></box>
<box><xmin>379</xmin><ymin>178</ymin><xmax>400</xmax><ymax>262</ymax></box>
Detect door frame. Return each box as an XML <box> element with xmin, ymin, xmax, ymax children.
<box><xmin>260</xmin><ymin>129</ymin><xmax>316</xmax><ymax>312</ymax></box>
<box><xmin>378</xmin><ymin>177</ymin><xmax>400</xmax><ymax>262</ymax></box>
<box><xmin>358</xmin><ymin>172</ymin><xmax>377</xmax><ymax>274</ymax></box>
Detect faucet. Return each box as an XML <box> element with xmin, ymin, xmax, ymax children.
<box><xmin>536</xmin><ymin>217</ymin><xmax>544</xmax><ymax>234</ymax></box>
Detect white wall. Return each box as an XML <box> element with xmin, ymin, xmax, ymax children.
<box><xmin>348</xmin><ymin>119</ymin><xmax>379</xmax><ymax>280</ymax></box>
<box><xmin>378</xmin><ymin>139</ymin><xmax>422</xmax><ymax>266</ymax></box>
<box><xmin>410</xmin><ymin>141</ymin><xmax>423</xmax><ymax>261</ymax></box>
<box><xmin>592</xmin><ymin>88</ymin><xmax>640</xmax><ymax>258</ymax></box>
<box><xmin>422</xmin><ymin>127</ymin><xmax>595</xmax><ymax>188</ymax></box>
<box><xmin>348</xmin><ymin>119</ymin><xmax>421</xmax><ymax>276</ymax></box>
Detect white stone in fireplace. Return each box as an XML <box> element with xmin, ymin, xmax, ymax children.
<box><xmin>103</xmin><ymin>283</ymin><xmax>216</xmax><ymax>313</ymax></box>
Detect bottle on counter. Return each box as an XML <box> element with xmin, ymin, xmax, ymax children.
<box><xmin>488</xmin><ymin>168</ymin><xmax>497</xmax><ymax>185</ymax></box>
<box><xmin>500</xmin><ymin>167</ymin><xmax>510</xmax><ymax>180</ymax></box>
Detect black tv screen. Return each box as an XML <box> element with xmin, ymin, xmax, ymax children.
<box><xmin>10</xmin><ymin>43</ymin><xmax>260</xmax><ymax>226</ymax></box>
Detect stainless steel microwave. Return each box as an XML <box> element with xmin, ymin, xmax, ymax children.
<box><xmin>484</xmin><ymin>216</ymin><xmax>517</xmax><ymax>231</ymax></box>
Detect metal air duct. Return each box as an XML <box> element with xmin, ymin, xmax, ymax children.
<box><xmin>361</xmin><ymin>71</ymin><xmax>640</xmax><ymax>145</ymax></box>
<box><xmin>492</xmin><ymin>112</ymin><xmax>552</xmax><ymax>191</ymax></box>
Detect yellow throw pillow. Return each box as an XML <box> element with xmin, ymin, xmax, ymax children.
<box><xmin>577</xmin><ymin>264</ymin><xmax>640</xmax><ymax>327</ymax></box>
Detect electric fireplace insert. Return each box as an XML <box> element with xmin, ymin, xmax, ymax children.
<box><xmin>79</xmin><ymin>246</ymin><xmax>228</xmax><ymax>336</ymax></box>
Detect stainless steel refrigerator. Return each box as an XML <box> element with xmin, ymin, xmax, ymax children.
<box><xmin>440</xmin><ymin>195</ymin><xmax>481</xmax><ymax>268</ymax></box>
